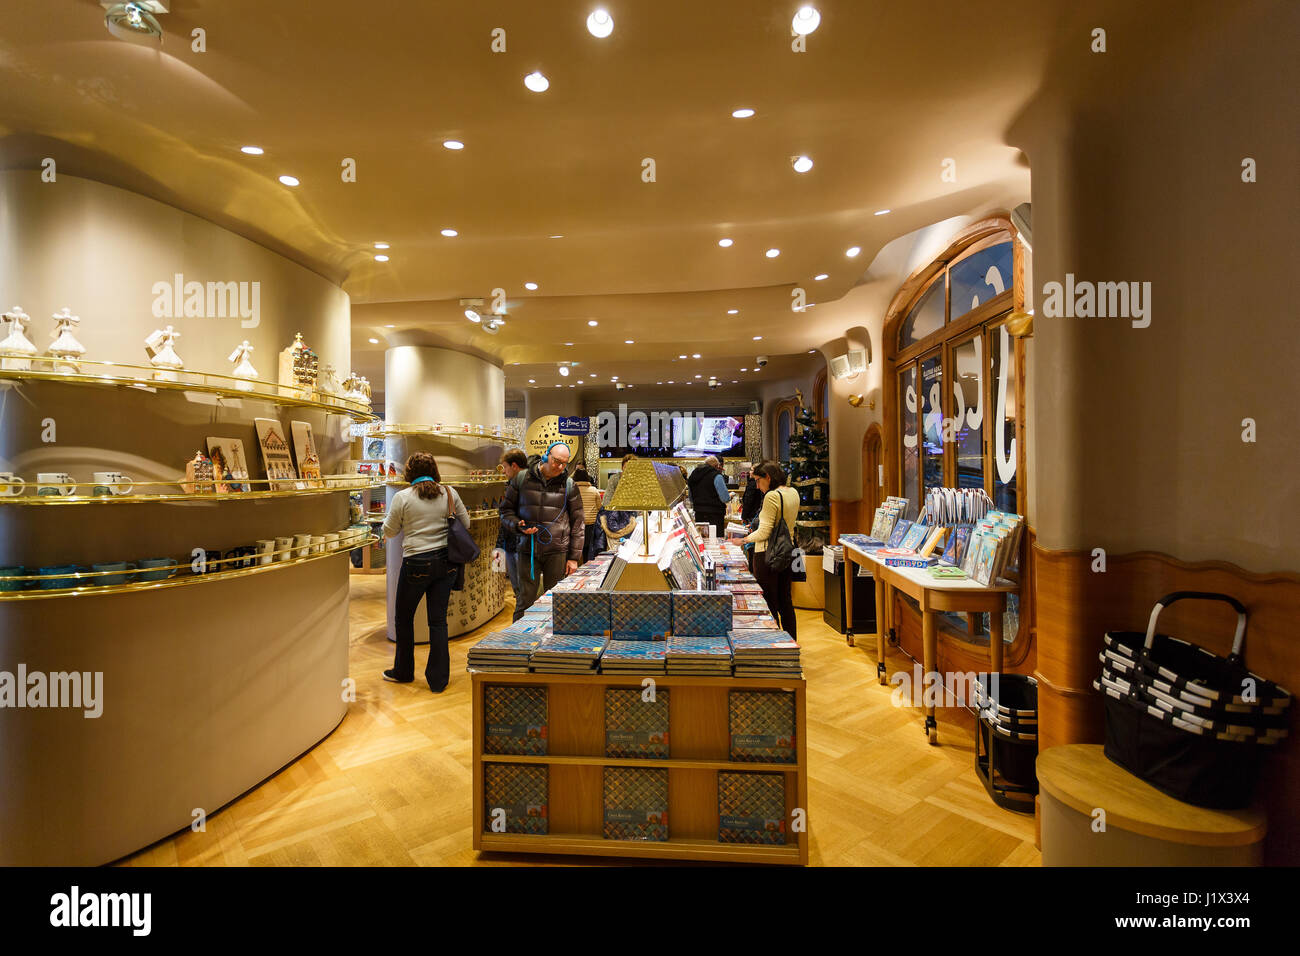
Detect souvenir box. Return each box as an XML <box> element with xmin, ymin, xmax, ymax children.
<box><xmin>671</xmin><ymin>590</ymin><xmax>733</xmax><ymax>637</ymax></box>
<box><xmin>603</xmin><ymin>767</ymin><xmax>669</xmax><ymax>842</ymax></box>
<box><xmin>610</xmin><ymin>590</ymin><xmax>672</xmax><ymax>639</ymax></box>
<box><xmin>483</xmin><ymin>763</ymin><xmax>548</xmax><ymax>834</ymax></box>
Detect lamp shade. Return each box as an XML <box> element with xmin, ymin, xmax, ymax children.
<box><xmin>606</xmin><ymin>460</ymin><xmax>684</xmax><ymax>511</ymax></box>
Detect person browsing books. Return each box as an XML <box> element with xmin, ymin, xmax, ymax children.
<box><xmin>572</xmin><ymin>467</ymin><xmax>601</xmax><ymax>563</ymax></box>
<box><xmin>495</xmin><ymin>448</ymin><xmax>528</xmax><ymax>605</ymax></box>
<box><xmin>687</xmin><ymin>455</ymin><xmax>731</xmax><ymax>537</ymax></box>
<box><xmin>498</xmin><ymin>441</ymin><xmax>585</xmax><ymax>620</ymax></box>
<box><xmin>381</xmin><ymin>452</ymin><xmax>472</xmax><ymax>692</ymax></box>
<box><xmin>738</xmin><ymin>462</ymin><xmax>801</xmax><ymax>639</ymax></box>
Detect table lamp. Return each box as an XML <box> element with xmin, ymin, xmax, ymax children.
<box><xmin>605</xmin><ymin>459</ymin><xmax>685</xmax><ymax>555</ymax></box>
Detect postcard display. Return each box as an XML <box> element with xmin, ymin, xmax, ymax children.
<box><xmin>470</xmin><ymin>522</ymin><xmax>809</xmax><ymax>864</ymax></box>
<box><xmin>0</xmin><ymin>321</ymin><xmax>376</xmax><ymax>866</ymax></box>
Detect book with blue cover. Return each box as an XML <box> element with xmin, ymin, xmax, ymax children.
<box><xmin>671</xmin><ymin>590</ymin><xmax>732</xmax><ymax>637</ymax></box>
<box><xmin>731</xmin><ymin>612</ymin><xmax>780</xmax><ymax>630</ymax></box>
<box><xmin>899</xmin><ymin>521</ymin><xmax>930</xmax><ymax>552</ymax></box>
<box><xmin>601</xmin><ymin>640</ymin><xmax>668</xmax><ymax>672</ymax></box>
<box><xmin>605</xmin><ymin>687</ymin><xmax>670</xmax><ymax>757</ymax></box>
<box><xmin>886</xmin><ymin>519</ymin><xmax>913</xmax><ymax>548</ymax></box>
<box><xmin>553</xmin><ymin>590</ymin><xmax>611</xmax><ymax>635</ymax></box>
<box><xmin>484</xmin><ymin>685</ymin><xmax>548</xmax><ymax>755</ymax></box>
<box><xmin>729</xmin><ymin>690</ymin><xmax>797</xmax><ymax>763</ymax></box>
<box><xmin>940</xmin><ymin>526</ymin><xmax>971</xmax><ymax>567</ymax></box>
<box><xmin>610</xmin><ymin>590</ymin><xmax>673</xmax><ymax>640</ymax></box>
<box><xmin>718</xmin><ymin>771</ymin><xmax>786</xmax><ymax>845</ymax></box>
<box><xmin>531</xmin><ymin>634</ymin><xmax>607</xmax><ymax>673</ymax></box>
<box><xmin>666</xmin><ymin>633</ymin><xmax>732</xmax><ymax>675</ymax></box>
<box><xmin>483</xmin><ymin>763</ymin><xmax>548</xmax><ymax>835</ymax></box>
<box><xmin>728</xmin><ymin>629</ymin><xmax>800</xmax><ymax>658</ymax></box>
<box><xmin>839</xmin><ymin>533</ymin><xmax>886</xmax><ymax>551</ymax></box>
<box><xmin>604</xmin><ymin>767</ymin><xmax>669</xmax><ymax>842</ymax></box>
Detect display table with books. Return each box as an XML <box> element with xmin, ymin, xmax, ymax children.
<box><xmin>841</xmin><ymin>492</ymin><xmax>1025</xmax><ymax>745</ymax></box>
<box><xmin>467</xmin><ymin>541</ymin><xmax>809</xmax><ymax>864</ymax></box>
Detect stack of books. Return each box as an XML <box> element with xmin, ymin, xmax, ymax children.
<box><xmin>868</xmin><ymin>495</ymin><xmax>911</xmax><ymax>542</ymax></box>
<box><xmin>671</xmin><ymin>590</ymin><xmax>732</xmax><ymax>636</ymax></box>
<box><xmin>530</xmin><ymin>634</ymin><xmax>608</xmax><ymax>674</ymax></box>
<box><xmin>610</xmin><ymin>591</ymin><xmax>673</xmax><ymax>640</ymax></box>
<box><xmin>729</xmin><ymin>629</ymin><xmax>802</xmax><ymax>678</ymax></box>
<box><xmin>600</xmin><ymin>640</ymin><xmax>668</xmax><ymax>675</ymax></box>
<box><xmin>465</xmin><ymin>620</ymin><xmax>549</xmax><ymax>672</ymax></box>
<box><xmin>665</xmin><ymin>634</ymin><xmax>733</xmax><ymax>676</ymax></box>
<box><xmin>553</xmin><ymin>590</ymin><xmax>612</xmax><ymax>636</ymax></box>
<box><xmin>605</xmin><ymin>687</ymin><xmax>670</xmax><ymax>757</ymax></box>
<box><xmin>717</xmin><ymin>771</ymin><xmax>786</xmax><ymax>845</ymax></box>
<box><xmin>837</xmin><ymin>532</ymin><xmax>885</xmax><ymax>552</ymax></box>
<box><xmin>963</xmin><ymin>510</ymin><xmax>1024</xmax><ymax>585</ymax></box>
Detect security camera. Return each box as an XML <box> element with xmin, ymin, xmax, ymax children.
<box><xmin>708</xmin><ymin>379</ymin><xmax>721</xmax><ymax>390</ymax></box>
<box><xmin>756</xmin><ymin>355</ymin><xmax>769</xmax><ymax>367</ymax></box>
<box><xmin>616</xmin><ymin>381</ymin><xmax>627</xmax><ymax>391</ymax></box>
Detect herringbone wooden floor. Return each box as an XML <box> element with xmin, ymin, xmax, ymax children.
<box><xmin>120</xmin><ymin>576</ymin><xmax>1039</xmax><ymax>866</ymax></box>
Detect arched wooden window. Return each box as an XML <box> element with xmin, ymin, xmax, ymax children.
<box><xmin>813</xmin><ymin>367</ymin><xmax>829</xmax><ymax>431</ymax></box>
<box><xmin>769</xmin><ymin>397</ymin><xmax>800</xmax><ymax>464</ymax></box>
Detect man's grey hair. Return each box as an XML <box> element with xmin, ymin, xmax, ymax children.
<box><xmin>704</xmin><ymin>455</ymin><xmax>721</xmax><ymax>468</ymax></box>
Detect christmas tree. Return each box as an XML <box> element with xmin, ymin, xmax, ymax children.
<box><xmin>786</xmin><ymin>394</ymin><xmax>830</xmax><ymax>554</ymax></box>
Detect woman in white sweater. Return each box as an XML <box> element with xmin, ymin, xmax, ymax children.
<box><xmin>741</xmin><ymin>462</ymin><xmax>801</xmax><ymax>638</ymax></box>
<box><xmin>382</xmin><ymin>452</ymin><xmax>471</xmax><ymax>691</ymax></box>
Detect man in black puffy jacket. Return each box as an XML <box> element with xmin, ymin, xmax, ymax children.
<box><xmin>499</xmin><ymin>441</ymin><xmax>585</xmax><ymax>620</ymax></box>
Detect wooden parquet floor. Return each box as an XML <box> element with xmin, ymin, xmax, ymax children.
<box><xmin>120</xmin><ymin>575</ymin><xmax>1040</xmax><ymax>867</ymax></box>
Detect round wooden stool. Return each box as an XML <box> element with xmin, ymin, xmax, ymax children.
<box><xmin>1036</xmin><ymin>744</ymin><xmax>1266</xmax><ymax>866</ymax></box>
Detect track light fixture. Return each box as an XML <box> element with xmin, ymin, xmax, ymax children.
<box><xmin>101</xmin><ymin>1</ymin><xmax>167</xmax><ymax>45</ymax></box>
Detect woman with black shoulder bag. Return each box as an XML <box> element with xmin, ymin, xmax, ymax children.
<box><xmin>382</xmin><ymin>452</ymin><xmax>473</xmax><ymax>692</ymax></box>
<box><xmin>739</xmin><ymin>462</ymin><xmax>801</xmax><ymax>638</ymax></box>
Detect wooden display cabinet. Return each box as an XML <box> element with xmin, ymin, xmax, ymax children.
<box><xmin>471</xmin><ymin>672</ymin><xmax>808</xmax><ymax>865</ymax></box>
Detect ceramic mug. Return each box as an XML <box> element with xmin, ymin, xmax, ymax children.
<box><xmin>0</xmin><ymin>566</ymin><xmax>28</xmax><ymax>591</ymax></box>
<box><xmin>293</xmin><ymin>533</ymin><xmax>312</xmax><ymax>558</ymax></box>
<box><xmin>92</xmin><ymin>472</ymin><xmax>134</xmax><ymax>497</ymax></box>
<box><xmin>256</xmin><ymin>539</ymin><xmax>276</xmax><ymax>566</ymax></box>
<box><xmin>138</xmin><ymin>557</ymin><xmax>177</xmax><ymax>582</ymax></box>
<box><xmin>310</xmin><ymin>535</ymin><xmax>325</xmax><ymax>554</ymax></box>
<box><xmin>38</xmin><ymin>565</ymin><xmax>82</xmax><ymax>590</ymax></box>
<box><xmin>275</xmin><ymin>537</ymin><xmax>294</xmax><ymax>562</ymax></box>
<box><xmin>91</xmin><ymin>561</ymin><xmax>136</xmax><ymax>587</ymax></box>
<box><xmin>323</xmin><ymin>532</ymin><xmax>340</xmax><ymax>553</ymax></box>
<box><xmin>37</xmin><ymin>473</ymin><xmax>75</xmax><ymax>497</ymax></box>
<box><xmin>0</xmin><ymin>472</ymin><xmax>25</xmax><ymax>497</ymax></box>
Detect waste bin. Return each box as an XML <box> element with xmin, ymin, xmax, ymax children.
<box><xmin>822</xmin><ymin>546</ymin><xmax>876</xmax><ymax>634</ymax></box>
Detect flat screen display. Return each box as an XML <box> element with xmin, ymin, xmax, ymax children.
<box><xmin>597</xmin><ymin>411</ymin><xmax>745</xmax><ymax>458</ymax></box>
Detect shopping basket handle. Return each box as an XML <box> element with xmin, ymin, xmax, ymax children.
<box><xmin>1144</xmin><ymin>591</ymin><xmax>1248</xmax><ymax>659</ymax></box>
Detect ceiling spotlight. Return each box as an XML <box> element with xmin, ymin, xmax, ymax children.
<box><xmin>368</xmin><ymin>338</ymin><xmax>379</xmax><ymax>344</ymax></box>
<box><xmin>731</xmin><ymin>108</ymin><xmax>755</xmax><ymax>119</ymax></box>
<box><xmin>524</xmin><ymin>282</ymin><xmax>538</xmax><ymax>290</ymax></box>
<box><xmin>753</xmin><ymin>336</ymin><xmax>763</xmax><ymax>341</ymax></box>
<box><xmin>741</xmin><ymin>368</ymin><xmax>748</xmax><ymax>372</ymax></box>
<box><xmin>103</xmin><ymin>1</ymin><xmax>165</xmax><ymax>45</ymax></box>
<box><xmin>718</xmin><ymin>238</ymin><xmax>734</xmax><ymax>248</ymax></box>
<box><xmin>668</xmin><ymin>380</ymin><xmax>674</xmax><ymax>384</ymax></box>
<box><xmin>577</xmin><ymin>380</ymin><xmax>585</xmax><ymax>384</ymax></box>
<box><xmin>464</xmin><ymin>309</ymin><xmax>481</xmax><ymax>322</ymax></box>
<box><xmin>559</xmin><ymin>365</ymin><xmax>570</xmax><ymax>377</ymax></box>
<box><xmin>765</xmin><ymin>248</ymin><xmax>780</xmax><ymax>258</ymax></box>
<box><xmin>846</xmin><ymin>246</ymin><xmax>861</xmax><ymax>257</ymax></box>
<box><xmin>374</xmin><ymin>254</ymin><xmax>389</xmax><ymax>262</ymax></box>
<box><xmin>874</xmin><ymin>209</ymin><xmax>891</xmax><ymax>216</ymax></box>
<box><xmin>525</xmin><ymin>71</ymin><xmax>550</xmax><ymax>93</ymax></box>
<box><xmin>278</xmin><ymin>175</ymin><xmax>300</xmax><ymax>187</ymax></box>
<box><xmin>565</xmin><ymin>342</ymin><xmax>574</xmax><ymax>346</ymax></box>
<box><xmin>692</xmin><ymin>353</ymin><xmax>701</xmax><ymax>358</ymax></box>
<box><xmin>586</xmin><ymin>8</ymin><xmax>614</xmax><ymax>38</ymax></box>
<box><xmin>657</xmin><ymin>381</ymin><xmax>663</xmax><ymax>385</ymax></box>
<box><xmin>695</xmin><ymin>374</ymin><xmax>702</xmax><ymax>379</ymax></box>
<box><xmin>814</xmin><ymin>273</ymin><xmax>828</xmax><ymax>280</ymax></box>
<box><xmin>385</xmin><ymin>324</ymin><xmax>395</xmax><ymax>328</ymax></box>
<box><xmin>528</xmin><ymin>379</ymin><xmax>536</xmax><ymax>383</ymax></box>
<box><xmin>792</xmin><ymin>156</ymin><xmax>814</xmax><ymax>173</ymax></box>
<box><xmin>792</xmin><ymin>5</ymin><xmax>821</xmax><ymax>35</ymax></box>
<box><xmin>374</xmin><ymin>242</ymin><xmax>390</xmax><ymax>249</ymax></box>
<box><xmin>441</xmin><ymin>228</ymin><xmax>458</xmax><ymax>237</ymax></box>
<box><xmin>727</xmin><ymin>309</ymin><xmax>739</xmax><ymax>315</ymax></box>
<box><xmin>240</xmin><ymin>145</ymin><xmax>264</xmax><ymax>155</ymax></box>
<box><xmin>443</xmin><ymin>140</ymin><xmax>465</xmax><ymax>150</ymax></box>
<box><xmin>549</xmin><ymin>234</ymin><xmax>564</xmax><ymax>239</ymax></box>
<box><xmin>679</xmin><ymin>354</ymin><xmax>687</xmax><ymax>359</ymax></box>
<box><xmin>625</xmin><ymin>339</ymin><xmax>634</xmax><ymax>344</ymax></box>
<box><xmin>588</xmin><ymin>319</ymin><xmax>599</xmax><ymax>326</ymax></box>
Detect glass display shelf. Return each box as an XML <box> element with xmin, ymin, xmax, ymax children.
<box><xmin>0</xmin><ymin>475</ymin><xmax>384</xmax><ymax>504</ymax></box>
<box><xmin>366</xmin><ymin>423</ymin><xmax>508</xmax><ymax>443</ymax></box>
<box><xmin>0</xmin><ymin>358</ymin><xmax>378</xmax><ymax>421</ymax></box>
<box><xmin>384</xmin><ymin>475</ymin><xmax>507</xmax><ymax>488</ymax></box>
<box><xmin>0</xmin><ymin>535</ymin><xmax>377</xmax><ymax>601</ymax></box>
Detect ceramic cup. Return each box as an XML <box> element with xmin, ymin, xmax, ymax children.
<box><xmin>138</xmin><ymin>557</ymin><xmax>177</xmax><ymax>582</ymax></box>
<box><xmin>37</xmin><ymin>473</ymin><xmax>75</xmax><ymax>497</ymax></box>
<box><xmin>293</xmin><ymin>533</ymin><xmax>312</xmax><ymax>558</ymax></box>
<box><xmin>38</xmin><ymin>565</ymin><xmax>82</xmax><ymax>590</ymax></box>
<box><xmin>92</xmin><ymin>471</ymin><xmax>134</xmax><ymax>497</ymax></box>
<box><xmin>256</xmin><ymin>539</ymin><xmax>276</xmax><ymax>566</ymax></box>
<box><xmin>323</xmin><ymin>532</ymin><xmax>340</xmax><ymax>553</ymax></box>
<box><xmin>275</xmin><ymin>537</ymin><xmax>294</xmax><ymax>562</ymax></box>
<box><xmin>0</xmin><ymin>566</ymin><xmax>28</xmax><ymax>591</ymax></box>
<box><xmin>0</xmin><ymin>472</ymin><xmax>25</xmax><ymax>497</ymax></box>
<box><xmin>224</xmin><ymin>546</ymin><xmax>256</xmax><ymax>570</ymax></box>
<box><xmin>91</xmin><ymin>561</ymin><xmax>135</xmax><ymax>587</ymax></box>
<box><xmin>310</xmin><ymin>534</ymin><xmax>325</xmax><ymax>554</ymax></box>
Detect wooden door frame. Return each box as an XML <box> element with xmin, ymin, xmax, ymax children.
<box><xmin>860</xmin><ymin>423</ymin><xmax>882</xmax><ymax>530</ymax></box>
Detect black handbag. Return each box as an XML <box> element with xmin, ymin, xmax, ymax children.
<box><xmin>446</xmin><ymin>488</ymin><xmax>481</xmax><ymax>565</ymax></box>
<box><xmin>764</xmin><ymin>491</ymin><xmax>795</xmax><ymax>573</ymax></box>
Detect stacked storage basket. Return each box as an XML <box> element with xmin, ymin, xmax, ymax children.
<box><xmin>973</xmin><ymin>673</ymin><xmax>1038</xmax><ymax>812</ymax></box>
<box><xmin>1095</xmin><ymin>591</ymin><xmax>1291</xmax><ymax>809</ymax></box>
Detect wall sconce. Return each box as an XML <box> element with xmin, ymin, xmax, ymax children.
<box><xmin>829</xmin><ymin>348</ymin><xmax>868</xmax><ymax>381</ymax></box>
<box><xmin>848</xmin><ymin>394</ymin><xmax>875</xmax><ymax>410</ymax></box>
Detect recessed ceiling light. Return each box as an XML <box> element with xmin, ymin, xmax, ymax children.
<box><xmin>528</xmin><ymin>379</ymin><xmax>536</xmax><ymax>383</ymax></box>
<box><xmin>731</xmin><ymin>108</ymin><xmax>755</xmax><ymax>119</ymax></box>
<box><xmin>846</xmin><ymin>246</ymin><xmax>861</xmax><ymax>258</ymax></box>
<box><xmin>741</xmin><ymin>368</ymin><xmax>748</xmax><ymax>372</ymax></box>
<box><xmin>718</xmin><ymin>238</ymin><xmax>733</xmax><ymax>248</ymax></box>
<box><xmin>692</xmin><ymin>353</ymin><xmax>701</xmax><ymax>358</ymax></box>
<box><xmin>809</xmin><ymin>349</ymin><xmax>816</xmax><ymax>353</ymax></box>
<box><xmin>240</xmin><ymin>145</ymin><xmax>264</xmax><ymax>155</ymax></box>
<box><xmin>385</xmin><ymin>324</ymin><xmax>395</xmax><ymax>328</ymax></box>
<box><xmin>374</xmin><ymin>254</ymin><xmax>389</xmax><ymax>262</ymax></box>
<box><xmin>732</xmin><ymin>380</ymin><xmax>738</xmax><ymax>383</ymax></box>
<box><xmin>443</xmin><ymin>140</ymin><xmax>465</xmax><ymax>150</ymax></box>
<box><xmin>765</xmin><ymin>248</ymin><xmax>780</xmax><ymax>258</ymax></box>
<box><xmin>278</xmin><ymin>175</ymin><xmax>299</xmax><ymax>187</ymax></box>
<box><xmin>727</xmin><ymin>309</ymin><xmax>739</xmax><ymax>315</ymax></box>
<box><xmin>611</xmin><ymin>376</ymin><xmax>618</xmax><ymax>381</ymax></box>
<box><xmin>753</xmin><ymin>335</ymin><xmax>763</xmax><ymax>341</ymax></box>
<box><xmin>668</xmin><ymin>380</ymin><xmax>674</xmax><ymax>384</ymax></box>
<box><xmin>367</xmin><ymin>338</ymin><xmax>379</xmax><ymax>344</ymax></box>
<box><xmin>814</xmin><ymin>273</ymin><xmax>828</xmax><ymax>280</ymax></box>
<box><xmin>588</xmin><ymin>320</ymin><xmax>599</xmax><ymax>327</ymax></box>
<box><xmin>679</xmin><ymin>354</ymin><xmax>687</xmax><ymax>359</ymax></box>
<box><xmin>792</xmin><ymin>156</ymin><xmax>814</xmax><ymax>173</ymax></box>
<box><xmin>374</xmin><ymin>242</ymin><xmax>390</xmax><ymax>249</ymax></box>
<box><xmin>569</xmin><ymin>384</ymin><xmax>574</xmax><ymax>388</ymax></box>
<box><xmin>524</xmin><ymin>282</ymin><xmax>538</xmax><ymax>290</ymax></box>
<box><xmin>792</xmin><ymin>5</ymin><xmax>821</xmax><ymax>35</ymax></box>
<box><xmin>555</xmin><ymin>384</ymin><xmax>561</xmax><ymax>388</ymax></box>
<box><xmin>586</xmin><ymin>9</ymin><xmax>614</xmax><ymax>38</ymax></box>
<box><xmin>657</xmin><ymin>381</ymin><xmax>663</xmax><ymax>385</ymax></box>
<box><xmin>549</xmin><ymin>234</ymin><xmax>564</xmax><ymax>239</ymax></box>
<box><xmin>441</xmin><ymin>228</ymin><xmax>458</xmax><ymax>237</ymax></box>
<box><xmin>625</xmin><ymin>340</ymin><xmax>634</xmax><ymax>344</ymax></box>
<box><xmin>577</xmin><ymin>380</ymin><xmax>584</xmax><ymax>384</ymax></box>
<box><xmin>524</xmin><ymin>71</ymin><xmax>550</xmax><ymax>93</ymax></box>
<box><xmin>874</xmin><ymin>209</ymin><xmax>891</xmax><ymax>216</ymax></box>
<box><xmin>565</xmin><ymin>342</ymin><xmax>574</xmax><ymax>346</ymax></box>
<box><xmin>695</xmin><ymin>374</ymin><xmax>702</xmax><ymax>379</ymax></box>
<box><xmin>559</xmin><ymin>365</ymin><xmax>570</xmax><ymax>377</ymax></box>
